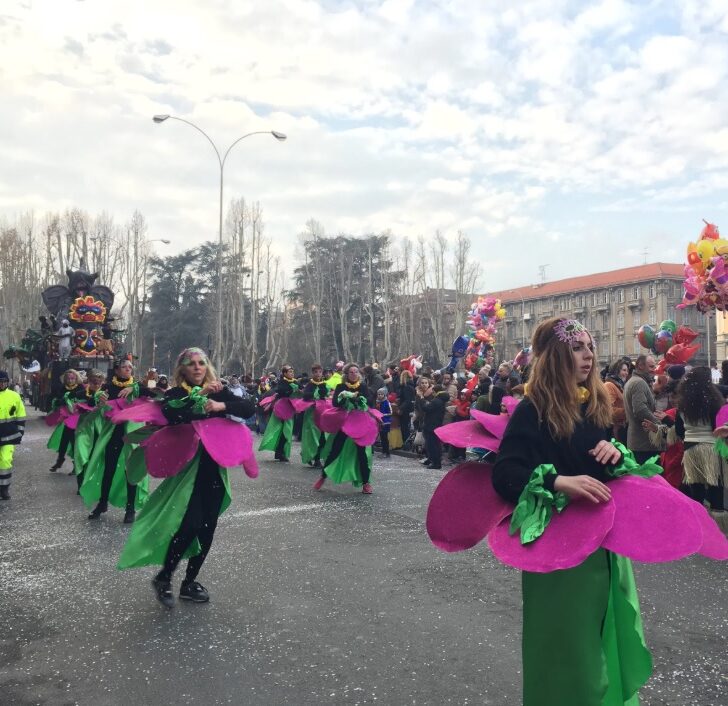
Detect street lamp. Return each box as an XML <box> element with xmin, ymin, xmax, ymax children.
<box><xmin>152</xmin><ymin>114</ymin><xmax>287</xmax><ymax>368</ymax></box>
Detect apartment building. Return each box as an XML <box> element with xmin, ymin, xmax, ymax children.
<box><xmin>488</xmin><ymin>263</ymin><xmax>715</xmax><ymax>366</ymax></box>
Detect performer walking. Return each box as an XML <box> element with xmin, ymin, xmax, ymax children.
<box><xmin>300</xmin><ymin>364</ymin><xmax>329</xmax><ymax>467</ymax></box>
<box><xmin>118</xmin><ymin>347</ymin><xmax>257</xmax><ymax>607</ymax></box>
<box><xmin>315</xmin><ymin>364</ymin><xmax>376</xmax><ymax>494</ymax></box>
<box><xmin>47</xmin><ymin>369</ymin><xmax>86</xmax><ymax>473</ymax></box>
<box><xmin>72</xmin><ymin>369</ymin><xmax>108</xmax><ymax>492</ymax></box>
<box><xmin>258</xmin><ymin>365</ymin><xmax>298</xmax><ymax>462</ymax></box>
<box><xmin>81</xmin><ymin>360</ymin><xmax>151</xmax><ymax>523</ymax></box>
<box><xmin>492</xmin><ymin>318</ymin><xmax>650</xmax><ymax>706</ymax></box>
<box><xmin>0</xmin><ymin>370</ymin><xmax>26</xmax><ymax>499</ymax></box>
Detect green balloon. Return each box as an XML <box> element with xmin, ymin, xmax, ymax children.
<box><xmin>659</xmin><ymin>319</ymin><xmax>677</xmax><ymax>334</ymax></box>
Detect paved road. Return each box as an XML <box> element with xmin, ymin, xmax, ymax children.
<box><xmin>2</xmin><ymin>413</ymin><xmax>727</xmax><ymax>705</ymax></box>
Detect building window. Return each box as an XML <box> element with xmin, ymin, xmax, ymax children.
<box><xmin>631</xmin><ymin>286</ymin><xmax>641</xmax><ymax>301</ymax></box>
<box><xmin>634</xmin><ymin>335</ymin><xmax>641</xmax><ymax>353</ymax></box>
<box><xmin>559</xmin><ymin>297</ymin><xmax>567</xmax><ymax>311</ymax></box>
<box><xmin>648</xmin><ymin>306</ymin><xmax>657</xmax><ymax>325</ymax></box>
<box><xmin>617</xmin><ymin>310</ymin><xmax>624</xmax><ymax>329</ymax></box>
<box><xmin>592</xmin><ymin>293</ymin><xmax>598</xmax><ymax>307</ymax></box>
<box><xmin>600</xmin><ymin>290</ymin><xmax>608</xmax><ymax>305</ymax></box>
<box><xmin>682</xmin><ymin>308</ymin><xmax>692</xmax><ymax>325</ymax></box>
<box><xmin>667</xmin><ymin>305</ymin><xmax>676</xmax><ymax>322</ymax></box>
<box><xmin>617</xmin><ymin>289</ymin><xmax>624</xmax><ymax>303</ymax></box>
<box><xmin>649</xmin><ymin>283</ymin><xmax>657</xmax><ymax>299</ymax></box>
<box><xmin>618</xmin><ymin>337</ymin><xmax>625</xmax><ymax>355</ymax></box>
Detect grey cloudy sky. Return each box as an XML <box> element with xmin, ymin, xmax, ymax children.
<box><xmin>2</xmin><ymin>0</ymin><xmax>728</xmax><ymax>290</ymax></box>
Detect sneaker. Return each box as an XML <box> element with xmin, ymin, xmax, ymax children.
<box><xmin>420</xmin><ymin>459</ymin><xmax>431</xmax><ymax>466</ymax></box>
<box><xmin>362</xmin><ymin>483</ymin><xmax>373</xmax><ymax>494</ymax></box>
<box><xmin>88</xmin><ymin>502</ymin><xmax>108</xmax><ymax>520</ymax></box>
<box><xmin>49</xmin><ymin>463</ymin><xmax>61</xmax><ymax>472</ymax></box>
<box><xmin>151</xmin><ymin>577</ymin><xmax>174</xmax><ymax>608</ymax></box>
<box><xmin>123</xmin><ymin>509</ymin><xmax>136</xmax><ymax>524</ymax></box>
<box><xmin>313</xmin><ymin>476</ymin><xmax>325</xmax><ymax>491</ymax></box>
<box><xmin>179</xmin><ymin>580</ymin><xmax>209</xmax><ymax>603</ymax></box>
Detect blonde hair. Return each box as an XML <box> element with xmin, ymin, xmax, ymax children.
<box><xmin>528</xmin><ymin>317</ymin><xmax>612</xmax><ymax>439</ymax></box>
<box><xmin>172</xmin><ymin>347</ymin><xmax>218</xmax><ymax>388</ymax></box>
<box><xmin>62</xmin><ymin>369</ymin><xmax>81</xmax><ymax>385</ymax></box>
<box><xmin>400</xmin><ymin>370</ymin><xmax>412</xmax><ymax>385</ymax></box>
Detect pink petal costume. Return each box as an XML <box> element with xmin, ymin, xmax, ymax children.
<box><xmin>258</xmin><ymin>379</ymin><xmax>299</xmax><ymax>461</ymax></box>
<box><xmin>427</xmin><ymin>397</ymin><xmax>728</xmax><ymax>706</ymax></box>
<box><xmin>118</xmin><ymin>386</ymin><xmax>258</xmax><ymax>575</ymax></box>
<box><xmin>45</xmin><ymin>385</ymin><xmax>87</xmax><ymax>471</ymax></box>
<box><xmin>297</xmin><ymin>380</ymin><xmax>331</xmax><ymax>466</ymax></box>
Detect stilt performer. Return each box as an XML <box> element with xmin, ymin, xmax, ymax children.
<box><xmin>0</xmin><ymin>371</ymin><xmax>26</xmax><ymax>500</ymax></box>
<box><xmin>427</xmin><ymin>317</ymin><xmax>728</xmax><ymax>706</ymax></box>
<box><xmin>116</xmin><ymin>347</ymin><xmax>258</xmax><ymax>608</ymax></box>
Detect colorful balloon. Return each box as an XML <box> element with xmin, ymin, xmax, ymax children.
<box><xmin>637</xmin><ymin>325</ymin><xmax>655</xmax><ymax>350</ymax></box>
<box><xmin>658</xmin><ymin>320</ymin><xmax>676</xmax><ymax>334</ymax></box>
<box><xmin>654</xmin><ymin>329</ymin><xmax>673</xmax><ymax>354</ymax></box>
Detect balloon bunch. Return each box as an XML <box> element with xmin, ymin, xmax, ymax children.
<box><xmin>463</xmin><ymin>296</ymin><xmax>505</xmax><ymax>370</ymax></box>
<box><xmin>637</xmin><ymin>320</ymin><xmax>700</xmax><ymax>374</ymax></box>
<box><xmin>679</xmin><ymin>220</ymin><xmax>728</xmax><ymax>312</ymax></box>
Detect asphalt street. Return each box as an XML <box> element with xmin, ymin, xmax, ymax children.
<box><xmin>1</xmin><ymin>412</ymin><xmax>727</xmax><ymax>706</ymax></box>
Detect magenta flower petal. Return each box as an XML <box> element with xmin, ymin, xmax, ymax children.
<box><xmin>689</xmin><ymin>501</ymin><xmax>728</xmax><ymax>560</ymax></box>
<box><xmin>601</xmin><ymin>475</ymin><xmax>703</xmax><ymax>562</ymax></box>
<box><xmin>716</xmin><ymin>403</ymin><xmax>728</xmax><ymax>428</ymax></box>
<box><xmin>192</xmin><ymin>417</ymin><xmax>256</xmax><ymax>468</ymax></box>
<box><xmin>259</xmin><ymin>394</ymin><xmax>276</xmax><ymax>412</ymax></box>
<box><xmin>273</xmin><ymin>397</ymin><xmax>296</xmax><ymax>421</ymax></box>
<box><xmin>143</xmin><ymin>425</ymin><xmax>200</xmax><ymax>478</ymax></box>
<box><xmin>103</xmin><ymin>398</ymin><xmax>128</xmax><ymax>419</ymax></box>
<box><xmin>64</xmin><ymin>412</ymin><xmax>81</xmax><ymax>430</ymax></box>
<box><xmin>110</xmin><ymin>398</ymin><xmax>168</xmax><ymax>426</ymax></box>
<box><xmin>312</xmin><ymin>399</ymin><xmax>333</xmax><ymax>428</ymax></box>
<box><xmin>488</xmin><ymin>499</ymin><xmax>616</xmax><ymax>572</ymax></box>
<box><xmin>435</xmin><ymin>420</ymin><xmax>500</xmax><ymax>452</ymax></box>
<box><xmin>289</xmin><ymin>398</ymin><xmax>314</xmax><ymax>414</ymax></box>
<box><xmin>426</xmin><ymin>462</ymin><xmax>512</xmax><ymax>552</ymax></box>
<box><xmin>342</xmin><ymin>410</ymin><xmax>379</xmax><ymax>447</ymax></box>
<box><xmin>317</xmin><ymin>407</ymin><xmax>347</xmax><ymax>434</ymax></box>
<box><xmin>44</xmin><ymin>408</ymin><xmax>66</xmax><ymax>427</ymax></box>
<box><xmin>470</xmin><ymin>409</ymin><xmax>509</xmax><ymax>440</ymax></box>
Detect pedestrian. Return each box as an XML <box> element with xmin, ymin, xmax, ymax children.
<box><xmin>415</xmin><ymin>380</ymin><xmax>448</xmax><ymax>470</ymax></box>
<box><xmin>118</xmin><ymin>346</ymin><xmax>257</xmax><ymax>607</ymax></box>
<box><xmin>376</xmin><ymin>387</ymin><xmax>391</xmax><ymax>458</ymax></box>
<box><xmin>492</xmin><ymin>317</ymin><xmax>650</xmax><ymax>706</ymax></box>
<box><xmin>314</xmin><ymin>364</ymin><xmax>375</xmax><ymax>494</ymax></box>
<box><xmin>157</xmin><ymin>375</ymin><xmax>169</xmax><ymax>392</ymax></box>
<box><xmin>603</xmin><ymin>359</ymin><xmax>629</xmax><ymax>444</ymax></box>
<box><xmin>47</xmin><ymin>369</ymin><xmax>86</xmax><ymax>473</ymax></box>
<box><xmin>258</xmin><ymin>365</ymin><xmax>299</xmax><ymax>462</ymax></box>
<box><xmin>300</xmin><ymin>364</ymin><xmax>329</xmax><ymax>467</ymax></box>
<box><xmin>81</xmin><ymin>359</ymin><xmax>153</xmax><ymax>523</ymax></box>
<box><xmin>397</xmin><ymin>369</ymin><xmax>416</xmax><ymax>447</ymax></box>
<box><xmin>623</xmin><ymin>354</ymin><xmax>661</xmax><ymax>463</ymax></box>
<box><xmin>0</xmin><ymin>370</ymin><xmax>26</xmax><ymax>500</ymax></box>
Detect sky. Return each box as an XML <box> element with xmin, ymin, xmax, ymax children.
<box><xmin>2</xmin><ymin>0</ymin><xmax>728</xmax><ymax>291</ymax></box>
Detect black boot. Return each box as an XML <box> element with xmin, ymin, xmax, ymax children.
<box><xmin>0</xmin><ymin>485</ymin><xmax>9</xmax><ymax>500</ymax></box>
<box><xmin>88</xmin><ymin>502</ymin><xmax>108</xmax><ymax>519</ymax></box>
<box><xmin>152</xmin><ymin>574</ymin><xmax>174</xmax><ymax>608</ymax></box>
<box><xmin>123</xmin><ymin>507</ymin><xmax>136</xmax><ymax>524</ymax></box>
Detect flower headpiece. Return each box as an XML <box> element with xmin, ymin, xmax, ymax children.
<box><xmin>177</xmin><ymin>347</ymin><xmax>209</xmax><ymax>367</ymax></box>
<box><xmin>553</xmin><ymin>319</ymin><xmax>587</xmax><ymax>344</ymax></box>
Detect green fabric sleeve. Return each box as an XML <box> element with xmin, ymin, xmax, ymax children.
<box><xmin>608</xmin><ymin>440</ymin><xmax>663</xmax><ymax>478</ymax></box>
<box><xmin>509</xmin><ymin>464</ymin><xmax>569</xmax><ymax>545</ymax></box>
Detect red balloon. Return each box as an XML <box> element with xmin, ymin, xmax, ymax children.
<box><xmin>701</xmin><ymin>222</ymin><xmax>720</xmax><ymax>240</ymax></box>
<box><xmin>673</xmin><ymin>325</ymin><xmax>698</xmax><ymax>345</ymax></box>
<box><xmin>688</xmin><ymin>251</ymin><xmax>702</xmax><ymax>265</ymax></box>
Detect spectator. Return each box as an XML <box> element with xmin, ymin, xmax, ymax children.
<box><xmin>446</xmin><ymin>389</ymin><xmax>471</xmax><ymax>462</ymax></box>
<box><xmin>362</xmin><ymin>365</ymin><xmax>385</xmax><ymax>400</ymax></box>
<box><xmin>228</xmin><ymin>375</ymin><xmax>244</xmax><ymax>397</ymax></box>
<box><xmin>603</xmin><ymin>359</ymin><xmax>629</xmax><ymax>443</ymax></box>
<box><xmin>493</xmin><ymin>362</ymin><xmax>512</xmax><ymax>390</ymax></box>
<box><xmin>157</xmin><ymin>375</ymin><xmax>169</xmax><ymax>392</ymax></box>
<box><xmin>623</xmin><ymin>354</ymin><xmax>660</xmax><ymax>463</ymax></box>
<box><xmin>326</xmin><ymin>361</ymin><xmax>345</xmax><ymax>390</ymax></box>
<box><xmin>376</xmin><ymin>388</ymin><xmax>392</xmax><ymax>458</ymax></box>
<box><xmin>711</xmin><ymin>363</ymin><xmax>721</xmax><ymax>384</ymax></box>
<box><xmin>415</xmin><ymin>380</ymin><xmax>448</xmax><ymax>469</ymax></box>
<box><xmin>397</xmin><ymin>370</ymin><xmax>416</xmax><ymax>446</ymax></box>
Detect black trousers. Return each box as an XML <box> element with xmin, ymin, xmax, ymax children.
<box><xmin>56</xmin><ymin>426</ymin><xmax>75</xmax><ymax>464</ymax></box>
<box><xmin>379</xmin><ymin>426</ymin><xmax>390</xmax><ymax>455</ymax></box>
<box><xmin>275</xmin><ymin>431</ymin><xmax>288</xmax><ymax>460</ymax></box>
<box><xmin>314</xmin><ymin>431</ymin><xmax>326</xmax><ymax>463</ymax></box>
<box><xmin>683</xmin><ymin>482</ymin><xmax>725</xmax><ymax>511</ymax></box>
<box><xmin>323</xmin><ymin>431</ymin><xmax>370</xmax><ymax>484</ymax></box>
<box><xmin>400</xmin><ymin>412</ymin><xmax>411</xmax><ymax>447</ymax></box>
<box><xmin>632</xmin><ymin>449</ymin><xmax>658</xmax><ymax>464</ymax></box>
<box><xmin>159</xmin><ymin>450</ymin><xmax>225</xmax><ymax>583</ymax></box>
<box><xmin>424</xmin><ymin>430</ymin><xmax>442</xmax><ymax>467</ymax></box>
<box><xmin>99</xmin><ymin>424</ymin><xmax>136</xmax><ymax>510</ymax></box>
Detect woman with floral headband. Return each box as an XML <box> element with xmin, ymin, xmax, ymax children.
<box><xmin>118</xmin><ymin>347</ymin><xmax>256</xmax><ymax>607</ymax></box>
<box><xmin>81</xmin><ymin>359</ymin><xmax>153</xmax><ymax>523</ymax></box>
<box><xmin>258</xmin><ymin>364</ymin><xmax>299</xmax><ymax>462</ymax></box>
<box><xmin>47</xmin><ymin>369</ymin><xmax>86</xmax><ymax>473</ymax></box>
<box><xmin>492</xmin><ymin>317</ymin><xmax>652</xmax><ymax>706</ymax></box>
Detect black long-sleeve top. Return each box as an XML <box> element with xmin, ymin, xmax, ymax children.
<box><xmin>331</xmin><ymin>382</ymin><xmax>372</xmax><ymax>409</ymax></box>
<box><xmin>275</xmin><ymin>379</ymin><xmax>298</xmax><ymax>398</ymax></box>
<box><xmin>492</xmin><ymin>397</ymin><xmax>613</xmax><ymax>504</ymax></box>
<box><xmin>415</xmin><ymin>391</ymin><xmax>449</xmax><ymax>432</ymax></box>
<box><xmin>398</xmin><ymin>382</ymin><xmax>415</xmax><ymax>414</ymax></box>
<box><xmin>162</xmin><ymin>385</ymin><xmax>256</xmax><ymax>425</ymax></box>
<box><xmin>54</xmin><ymin>385</ymin><xmax>86</xmax><ymax>406</ymax></box>
<box><xmin>302</xmin><ymin>380</ymin><xmax>329</xmax><ymax>401</ymax></box>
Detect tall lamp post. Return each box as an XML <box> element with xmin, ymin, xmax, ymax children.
<box><xmin>152</xmin><ymin>114</ymin><xmax>286</xmax><ymax>369</ymax></box>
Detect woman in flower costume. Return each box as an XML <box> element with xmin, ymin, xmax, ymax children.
<box><xmin>258</xmin><ymin>365</ymin><xmax>299</xmax><ymax>462</ymax></box>
<box><xmin>47</xmin><ymin>369</ymin><xmax>86</xmax><ymax>473</ymax></box>
<box><xmin>81</xmin><ymin>360</ymin><xmax>153</xmax><ymax>523</ymax></box>
<box><xmin>427</xmin><ymin>317</ymin><xmax>728</xmax><ymax>706</ymax></box>
<box><xmin>315</xmin><ymin>364</ymin><xmax>380</xmax><ymax>494</ymax></box>
<box><xmin>117</xmin><ymin>347</ymin><xmax>257</xmax><ymax>607</ymax></box>
<box><xmin>299</xmin><ymin>363</ymin><xmax>330</xmax><ymax>467</ymax></box>
<box><xmin>71</xmin><ymin>369</ymin><xmax>109</xmax><ymax>492</ymax></box>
